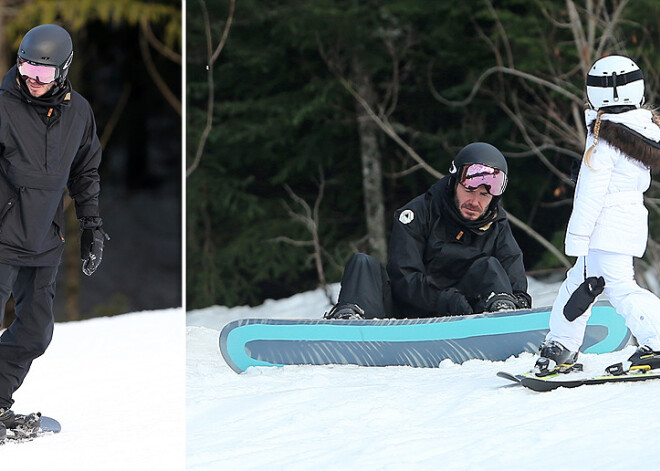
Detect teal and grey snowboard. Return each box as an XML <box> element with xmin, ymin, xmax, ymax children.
<box><xmin>220</xmin><ymin>301</ymin><xmax>631</xmax><ymax>373</ymax></box>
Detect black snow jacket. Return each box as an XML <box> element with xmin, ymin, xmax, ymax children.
<box><xmin>0</xmin><ymin>66</ymin><xmax>101</xmax><ymax>266</ymax></box>
<box><xmin>387</xmin><ymin>176</ymin><xmax>527</xmax><ymax>316</ymax></box>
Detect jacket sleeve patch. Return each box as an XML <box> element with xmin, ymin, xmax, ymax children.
<box><xmin>399</xmin><ymin>209</ymin><xmax>415</xmax><ymax>224</ymax></box>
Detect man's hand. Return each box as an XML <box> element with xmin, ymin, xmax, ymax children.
<box><xmin>440</xmin><ymin>288</ymin><xmax>473</xmax><ymax>315</ymax></box>
<box><xmin>79</xmin><ymin>217</ymin><xmax>109</xmax><ymax>276</ymax></box>
<box><xmin>513</xmin><ymin>291</ymin><xmax>532</xmax><ymax>309</ymax></box>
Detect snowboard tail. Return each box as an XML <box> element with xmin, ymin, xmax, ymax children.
<box><xmin>220</xmin><ymin>301</ymin><xmax>631</xmax><ymax>373</ymax></box>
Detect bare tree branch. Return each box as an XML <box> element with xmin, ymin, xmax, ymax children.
<box><xmin>139</xmin><ymin>28</ymin><xmax>181</xmax><ymax>115</ymax></box>
<box><xmin>272</xmin><ymin>236</ymin><xmax>314</xmax><ymax>247</ymax></box>
<box><xmin>187</xmin><ymin>0</ymin><xmax>236</xmax><ymax>178</ymax></box>
<box><xmin>338</xmin><ymin>73</ymin><xmax>443</xmax><ymax>179</ymax></box>
<box><xmin>428</xmin><ymin>64</ymin><xmax>582</xmax><ymax>108</ymax></box>
<box><xmin>140</xmin><ymin>17</ymin><xmax>181</xmax><ymax>64</ymax></box>
<box><xmin>567</xmin><ymin>0</ymin><xmax>590</xmax><ymax>72</ymax></box>
<box><xmin>594</xmin><ymin>0</ymin><xmax>630</xmax><ymax>58</ymax></box>
<box><xmin>210</xmin><ymin>0</ymin><xmax>235</xmax><ymax>64</ymax></box>
<box><xmin>499</xmin><ymin>98</ymin><xmax>576</xmax><ymax>186</ymax></box>
<box><xmin>100</xmin><ymin>82</ymin><xmax>131</xmax><ymax>148</ymax></box>
<box><xmin>275</xmin><ymin>169</ymin><xmax>333</xmax><ymax>304</ymax></box>
<box><xmin>505</xmin><ymin>211</ymin><xmax>571</xmax><ymax>267</ymax></box>
<box><xmin>484</xmin><ymin>0</ymin><xmax>514</xmax><ymax>68</ymax></box>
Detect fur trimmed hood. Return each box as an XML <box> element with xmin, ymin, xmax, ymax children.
<box><xmin>588</xmin><ymin>109</ymin><xmax>660</xmax><ymax>171</ymax></box>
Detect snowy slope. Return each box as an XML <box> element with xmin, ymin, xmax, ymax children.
<box><xmin>187</xmin><ymin>280</ymin><xmax>660</xmax><ymax>471</ymax></box>
<box><xmin>3</xmin><ymin>309</ymin><xmax>185</xmax><ymax>470</ymax></box>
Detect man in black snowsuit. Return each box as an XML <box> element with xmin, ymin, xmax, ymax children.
<box><xmin>0</xmin><ymin>24</ymin><xmax>107</xmax><ymax>440</ymax></box>
<box><xmin>325</xmin><ymin>142</ymin><xmax>531</xmax><ymax>320</ymax></box>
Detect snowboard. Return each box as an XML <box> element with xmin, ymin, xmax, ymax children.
<box><xmin>219</xmin><ymin>301</ymin><xmax>631</xmax><ymax>373</ymax></box>
<box><xmin>497</xmin><ymin>369</ymin><xmax>660</xmax><ymax>391</ymax></box>
<box><xmin>2</xmin><ymin>415</ymin><xmax>61</xmax><ymax>443</ymax></box>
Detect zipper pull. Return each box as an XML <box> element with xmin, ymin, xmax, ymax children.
<box><xmin>46</xmin><ymin>107</ymin><xmax>53</xmax><ymax>123</ymax></box>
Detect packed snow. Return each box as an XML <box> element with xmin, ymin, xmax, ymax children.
<box><xmin>187</xmin><ymin>278</ymin><xmax>660</xmax><ymax>470</ymax></box>
<box><xmin>2</xmin><ymin>309</ymin><xmax>185</xmax><ymax>469</ymax></box>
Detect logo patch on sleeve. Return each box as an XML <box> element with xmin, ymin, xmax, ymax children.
<box><xmin>399</xmin><ymin>209</ymin><xmax>415</xmax><ymax>224</ymax></box>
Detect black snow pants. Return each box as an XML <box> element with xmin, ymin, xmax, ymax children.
<box><xmin>336</xmin><ymin>253</ymin><xmax>514</xmax><ymax>318</ymax></box>
<box><xmin>0</xmin><ymin>265</ymin><xmax>58</xmax><ymax>409</ymax></box>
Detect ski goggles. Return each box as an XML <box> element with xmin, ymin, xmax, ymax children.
<box><xmin>17</xmin><ymin>58</ymin><xmax>58</xmax><ymax>85</ymax></box>
<box><xmin>457</xmin><ymin>163</ymin><xmax>507</xmax><ymax>196</ymax></box>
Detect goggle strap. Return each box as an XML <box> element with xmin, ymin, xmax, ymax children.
<box><xmin>586</xmin><ymin>69</ymin><xmax>643</xmax><ymax>88</ymax></box>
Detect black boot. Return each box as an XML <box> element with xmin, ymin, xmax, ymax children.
<box><xmin>0</xmin><ymin>408</ymin><xmax>42</xmax><ymax>439</ymax></box>
<box><xmin>606</xmin><ymin>345</ymin><xmax>660</xmax><ymax>375</ymax></box>
<box><xmin>323</xmin><ymin>302</ymin><xmax>365</xmax><ymax>320</ymax></box>
<box><xmin>534</xmin><ymin>340</ymin><xmax>580</xmax><ymax>377</ymax></box>
<box><xmin>628</xmin><ymin>345</ymin><xmax>660</xmax><ymax>371</ymax></box>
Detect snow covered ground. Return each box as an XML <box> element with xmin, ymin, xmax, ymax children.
<box><xmin>187</xmin><ymin>279</ymin><xmax>660</xmax><ymax>471</ymax></box>
<box><xmin>2</xmin><ymin>309</ymin><xmax>185</xmax><ymax>470</ymax></box>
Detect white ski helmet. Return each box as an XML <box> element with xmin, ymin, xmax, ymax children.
<box><xmin>586</xmin><ymin>55</ymin><xmax>644</xmax><ymax>110</ymax></box>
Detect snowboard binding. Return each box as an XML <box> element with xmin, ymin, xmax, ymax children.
<box><xmin>534</xmin><ymin>340</ymin><xmax>581</xmax><ymax>377</ymax></box>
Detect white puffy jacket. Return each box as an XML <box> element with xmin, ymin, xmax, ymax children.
<box><xmin>565</xmin><ymin>108</ymin><xmax>660</xmax><ymax>257</ymax></box>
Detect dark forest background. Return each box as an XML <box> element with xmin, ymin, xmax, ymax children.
<box><xmin>187</xmin><ymin>0</ymin><xmax>660</xmax><ymax>310</ymax></box>
<box><xmin>0</xmin><ymin>0</ymin><xmax>182</xmax><ymax>323</ymax></box>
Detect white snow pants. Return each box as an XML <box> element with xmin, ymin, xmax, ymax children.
<box><xmin>546</xmin><ymin>249</ymin><xmax>660</xmax><ymax>352</ymax></box>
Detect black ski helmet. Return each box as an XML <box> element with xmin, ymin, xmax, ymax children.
<box><xmin>449</xmin><ymin>142</ymin><xmax>508</xmax><ymax>196</ymax></box>
<box><xmin>450</xmin><ymin>142</ymin><xmax>508</xmax><ymax>174</ymax></box>
<box><xmin>17</xmin><ymin>24</ymin><xmax>73</xmax><ymax>86</ymax></box>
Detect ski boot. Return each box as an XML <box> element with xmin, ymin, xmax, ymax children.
<box><xmin>0</xmin><ymin>409</ymin><xmax>42</xmax><ymax>439</ymax></box>
<box><xmin>0</xmin><ymin>422</ymin><xmax>5</xmax><ymax>443</ymax></box>
<box><xmin>534</xmin><ymin>340</ymin><xmax>581</xmax><ymax>377</ymax></box>
<box><xmin>628</xmin><ymin>345</ymin><xmax>660</xmax><ymax>371</ymax></box>
<box><xmin>606</xmin><ymin>345</ymin><xmax>660</xmax><ymax>376</ymax></box>
<box><xmin>323</xmin><ymin>302</ymin><xmax>365</xmax><ymax>320</ymax></box>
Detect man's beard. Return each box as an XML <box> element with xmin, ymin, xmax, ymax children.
<box><xmin>454</xmin><ymin>195</ymin><xmax>486</xmax><ymax>221</ymax></box>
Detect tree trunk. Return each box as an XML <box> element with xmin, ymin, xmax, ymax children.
<box><xmin>351</xmin><ymin>55</ymin><xmax>387</xmax><ymax>264</ymax></box>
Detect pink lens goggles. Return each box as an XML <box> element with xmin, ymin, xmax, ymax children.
<box><xmin>458</xmin><ymin>163</ymin><xmax>507</xmax><ymax>196</ymax></box>
<box><xmin>17</xmin><ymin>58</ymin><xmax>57</xmax><ymax>85</ymax></box>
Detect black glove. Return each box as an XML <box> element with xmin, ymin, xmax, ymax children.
<box><xmin>79</xmin><ymin>217</ymin><xmax>109</xmax><ymax>276</ymax></box>
<box><xmin>563</xmin><ymin>276</ymin><xmax>605</xmax><ymax>321</ymax></box>
<box><xmin>439</xmin><ymin>288</ymin><xmax>473</xmax><ymax>316</ymax></box>
<box><xmin>513</xmin><ymin>291</ymin><xmax>532</xmax><ymax>309</ymax></box>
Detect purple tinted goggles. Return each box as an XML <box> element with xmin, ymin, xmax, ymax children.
<box><xmin>458</xmin><ymin>163</ymin><xmax>507</xmax><ymax>196</ymax></box>
<box><xmin>17</xmin><ymin>58</ymin><xmax>58</xmax><ymax>85</ymax></box>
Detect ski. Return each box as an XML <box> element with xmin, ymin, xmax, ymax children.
<box><xmin>498</xmin><ymin>370</ymin><xmax>660</xmax><ymax>392</ymax></box>
<box><xmin>496</xmin><ymin>371</ymin><xmax>524</xmax><ymax>384</ymax></box>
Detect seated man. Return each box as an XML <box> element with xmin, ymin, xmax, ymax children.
<box><xmin>325</xmin><ymin>142</ymin><xmax>531</xmax><ymax>319</ymax></box>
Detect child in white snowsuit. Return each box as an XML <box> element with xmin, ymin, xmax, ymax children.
<box><xmin>536</xmin><ymin>55</ymin><xmax>660</xmax><ymax>375</ymax></box>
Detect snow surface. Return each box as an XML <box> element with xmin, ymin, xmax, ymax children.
<box><xmin>187</xmin><ymin>279</ymin><xmax>660</xmax><ymax>471</ymax></box>
<box><xmin>2</xmin><ymin>309</ymin><xmax>185</xmax><ymax>469</ymax></box>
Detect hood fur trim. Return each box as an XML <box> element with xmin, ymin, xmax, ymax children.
<box><xmin>589</xmin><ymin>114</ymin><xmax>660</xmax><ymax>171</ymax></box>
